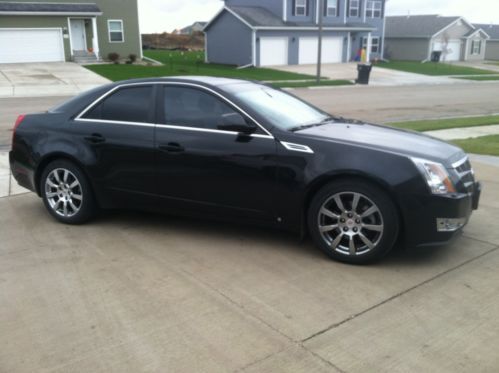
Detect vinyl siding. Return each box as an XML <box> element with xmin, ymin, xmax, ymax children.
<box><xmin>384</xmin><ymin>38</ymin><xmax>429</xmax><ymax>61</ymax></box>
<box><xmin>206</xmin><ymin>11</ymin><xmax>253</xmax><ymax>66</ymax></box>
<box><xmin>0</xmin><ymin>0</ymin><xmax>141</xmax><ymax>60</ymax></box>
<box><xmin>464</xmin><ymin>38</ymin><xmax>487</xmax><ymax>61</ymax></box>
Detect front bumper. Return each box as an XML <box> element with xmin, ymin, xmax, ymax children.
<box><xmin>402</xmin><ymin>181</ymin><xmax>481</xmax><ymax>248</ymax></box>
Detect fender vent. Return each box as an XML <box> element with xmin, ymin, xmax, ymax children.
<box><xmin>280</xmin><ymin>142</ymin><xmax>314</xmax><ymax>154</ymax></box>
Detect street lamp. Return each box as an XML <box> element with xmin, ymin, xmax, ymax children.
<box><xmin>316</xmin><ymin>0</ymin><xmax>324</xmax><ymax>84</ymax></box>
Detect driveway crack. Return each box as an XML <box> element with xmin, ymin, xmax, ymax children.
<box><xmin>302</xmin><ymin>243</ymin><xmax>499</xmax><ymax>343</ymax></box>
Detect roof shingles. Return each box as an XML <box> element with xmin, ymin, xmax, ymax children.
<box><xmin>0</xmin><ymin>2</ymin><xmax>101</xmax><ymax>13</ymax></box>
<box><xmin>385</xmin><ymin>15</ymin><xmax>462</xmax><ymax>38</ymax></box>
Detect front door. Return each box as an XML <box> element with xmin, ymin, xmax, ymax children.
<box><xmin>155</xmin><ymin>84</ymin><xmax>277</xmax><ymax>221</ymax></box>
<box><xmin>70</xmin><ymin>19</ymin><xmax>86</xmax><ymax>51</ymax></box>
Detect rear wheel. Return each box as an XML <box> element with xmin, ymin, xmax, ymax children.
<box><xmin>41</xmin><ymin>160</ymin><xmax>96</xmax><ymax>224</ymax></box>
<box><xmin>308</xmin><ymin>179</ymin><xmax>399</xmax><ymax>264</ymax></box>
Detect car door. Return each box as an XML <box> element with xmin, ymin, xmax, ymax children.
<box><xmin>74</xmin><ymin>84</ymin><xmax>157</xmax><ymax>207</ymax></box>
<box><xmin>155</xmin><ymin>84</ymin><xmax>278</xmax><ymax>221</ymax></box>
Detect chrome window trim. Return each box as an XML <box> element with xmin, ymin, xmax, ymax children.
<box><xmin>280</xmin><ymin>141</ymin><xmax>314</xmax><ymax>154</ymax></box>
<box><xmin>76</xmin><ymin>118</ymin><xmax>155</xmax><ymax>128</ymax></box>
<box><xmin>75</xmin><ymin>81</ymin><xmax>274</xmax><ymax>138</ymax></box>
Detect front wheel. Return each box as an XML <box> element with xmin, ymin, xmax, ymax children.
<box><xmin>308</xmin><ymin>179</ymin><xmax>399</xmax><ymax>264</ymax></box>
<box><xmin>41</xmin><ymin>160</ymin><xmax>96</xmax><ymax>224</ymax></box>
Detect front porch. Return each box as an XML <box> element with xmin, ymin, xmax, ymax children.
<box><xmin>68</xmin><ymin>17</ymin><xmax>100</xmax><ymax>63</ymax></box>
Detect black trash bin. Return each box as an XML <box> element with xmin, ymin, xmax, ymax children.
<box><xmin>431</xmin><ymin>51</ymin><xmax>442</xmax><ymax>62</ymax></box>
<box><xmin>356</xmin><ymin>63</ymin><xmax>372</xmax><ymax>85</ymax></box>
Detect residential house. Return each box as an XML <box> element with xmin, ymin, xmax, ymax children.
<box><xmin>204</xmin><ymin>0</ymin><xmax>387</xmax><ymax>67</ymax></box>
<box><xmin>384</xmin><ymin>15</ymin><xmax>490</xmax><ymax>62</ymax></box>
<box><xmin>0</xmin><ymin>0</ymin><xmax>142</xmax><ymax>64</ymax></box>
<box><xmin>180</xmin><ymin>21</ymin><xmax>207</xmax><ymax>35</ymax></box>
<box><xmin>474</xmin><ymin>24</ymin><xmax>499</xmax><ymax>60</ymax></box>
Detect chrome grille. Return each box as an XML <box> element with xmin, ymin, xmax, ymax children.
<box><xmin>453</xmin><ymin>157</ymin><xmax>475</xmax><ymax>193</ymax></box>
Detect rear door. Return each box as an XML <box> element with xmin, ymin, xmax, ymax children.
<box><xmin>75</xmin><ymin>84</ymin><xmax>157</xmax><ymax>207</ymax></box>
<box><xmin>155</xmin><ymin>84</ymin><xmax>278</xmax><ymax>221</ymax></box>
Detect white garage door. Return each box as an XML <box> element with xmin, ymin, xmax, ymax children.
<box><xmin>0</xmin><ymin>29</ymin><xmax>64</xmax><ymax>64</ymax></box>
<box><xmin>260</xmin><ymin>37</ymin><xmax>288</xmax><ymax>66</ymax></box>
<box><xmin>432</xmin><ymin>40</ymin><xmax>461</xmax><ymax>61</ymax></box>
<box><xmin>299</xmin><ymin>37</ymin><xmax>343</xmax><ymax>64</ymax></box>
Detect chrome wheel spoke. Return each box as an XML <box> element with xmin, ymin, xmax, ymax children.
<box><xmin>53</xmin><ymin>171</ymin><xmax>61</xmax><ymax>183</ymax></box>
<box><xmin>362</xmin><ymin>224</ymin><xmax>383</xmax><ymax>232</ymax></box>
<box><xmin>361</xmin><ymin>205</ymin><xmax>378</xmax><ymax>218</ymax></box>
<box><xmin>47</xmin><ymin>179</ymin><xmax>58</xmax><ymax>188</ymax></box>
<box><xmin>359</xmin><ymin>233</ymin><xmax>375</xmax><ymax>250</ymax></box>
<box><xmin>330</xmin><ymin>233</ymin><xmax>343</xmax><ymax>249</ymax></box>
<box><xmin>72</xmin><ymin>193</ymin><xmax>82</xmax><ymax>201</ymax></box>
<box><xmin>334</xmin><ymin>195</ymin><xmax>346</xmax><ymax>212</ymax></box>
<box><xmin>69</xmin><ymin>180</ymin><xmax>79</xmax><ymax>189</ymax></box>
<box><xmin>69</xmin><ymin>200</ymin><xmax>79</xmax><ymax>212</ymax></box>
<box><xmin>46</xmin><ymin>191</ymin><xmax>58</xmax><ymax>198</ymax></box>
<box><xmin>319</xmin><ymin>224</ymin><xmax>338</xmax><ymax>233</ymax></box>
<box><xmin>63</xmin><ymin>201</ymin><xmax>68</xmax><ymax>217</ymax></box>
<box><xmin>349</xmin><ymin>236</ymin><xmax>356</xmax><ymax>255</ymax></box>
<box><xmin>320</xmin><ymin>207</ymin><xmax>339</xmax><ymax>219</ymax></box>
<box><xmin>351</xmin><ymin>193</ymin><xmax>360</xmax><ymax>213</ymax></box>
<box><xmin>63</xmin><ymin>170</ymin><xmax>69</xmax><ymax>183</ymax></box>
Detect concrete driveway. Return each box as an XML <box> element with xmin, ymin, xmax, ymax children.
<box><xmin>275</xmin><ymin>62</ymin><xmax>464</xmax><ymax>86</ymax></box>
<box><xmin>0</xmin><ymin>62</ymin><xmax>109</xmax><ymax>98</ymax></box>
<box><xmin>0</xmin><ymin>160</ymin><xmax>498</xmax><ymax>372</ymax></box>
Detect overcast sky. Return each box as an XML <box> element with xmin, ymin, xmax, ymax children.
<box><xmin>138</xmin><ymin>0</ymin><xmax>499</xmax><ymax>34</ymax></box>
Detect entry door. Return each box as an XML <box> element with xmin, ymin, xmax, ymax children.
<box><xmin>155</xmin><ymin>85</ymin><xmax>277</xmax><ymax>220</ymax></box>
<box><xmin>70</xmin><ymin>19</ymin><xmax>86</xmax><ymax>51</ymax></box>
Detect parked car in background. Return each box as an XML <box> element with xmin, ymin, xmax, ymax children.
<box><xmin>10</xmin><ymin>77</ymin><xmax>481</xmax><ymax>263</ymax></box>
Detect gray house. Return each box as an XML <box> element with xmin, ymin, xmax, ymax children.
<box><xmin>0</xmin><ymin>0</ymin><xmax>142</xmax><ymax>64</ymax></box>
<box><xmin>474</xmin><ymin>24</ymin><xmax>499</xmax><ymax>60</ymax></box>
<box><xmin>204</xmin><ymin>0</ymin><xmax>387</xmax><ymax>67</ymax></box>
<box><xmin>385</xmin><ymin>15</ymin><xmax>490</xmax><ymax>62</ymax></box>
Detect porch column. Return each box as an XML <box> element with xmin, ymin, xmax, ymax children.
<box><xmin>346</xmin><ymin>32</ymin><xmax>351</xmax><ymax>62</ymax></box>
<box><xmin>366</xmin><ymin>32</ymin><xmax>372</xmax><ymax>63</ymax></box>
<box><xmin>91</xmin><ymin>17</ymin><xmax>100</xmax><ymax>60</ymax></box>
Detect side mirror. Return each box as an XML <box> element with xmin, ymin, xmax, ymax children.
<box><xmin>218</xmin><ymin>113</ymin><xmax>256</xmax><ymax>134</ymax></box>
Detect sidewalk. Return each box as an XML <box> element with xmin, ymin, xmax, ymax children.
<box><xmin>0</xmin><ymin>152</ymin><xmax>29</xmax><ymax>198</ymax></box>
<box><xmin>424</xmin><ymin>124</ymin><xmax>499</xmax><ymax>140</ymax></box>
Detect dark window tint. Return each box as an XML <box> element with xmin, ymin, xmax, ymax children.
<box><xmin>163</xmin><ymin>86</ymin><xmax>239</xmax><ymax>130</ymax></box>
<box><xmin>84</xmin><ymin>86</ymin><xmax>153</xmax><ymax>123</ymax></box>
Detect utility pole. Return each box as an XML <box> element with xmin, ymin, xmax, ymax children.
<box><xmin>316</xmin><ymin>0</ymin><xmax>324</xmax><ymax>84</ymax></box>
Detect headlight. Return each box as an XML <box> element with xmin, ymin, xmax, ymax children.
<box><xmin>411</xmin><ymin>158</ymin><xmax>456</xmax><ymax>195</ymax></box>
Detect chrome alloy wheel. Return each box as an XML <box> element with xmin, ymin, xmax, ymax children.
<box><xmin>318</xmin><ymin>192</ymin><xmax>384</xmax><ymax>256</ymax></box>
<box><xmin>44</xmin><ymin>168</ymin><xmax>83</xmax><ymax>218</ymax></box>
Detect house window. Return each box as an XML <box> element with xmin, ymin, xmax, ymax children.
<box><xmin>326</xmin><ymin>0</ymin><xmax>338</xmax><ymax>16</ymax></box>
<box><xmin>349</xmin><ymin>0</ymin><xmax>360</xmax><ymax>17</ymax></box>
<box><xmin>363</xmin><ymin>37</ymin><xmax>380</xmax><ymax>53</ymax></box>
<box><xmin>471</xmin><ymin>40</ymin><xmax>481</xmax><ymax>55</ymax></box>
<box><xmin>295</xmin><ymin>0</ymin><xmax>307</xmax><ymax>16</ymax></box>
<box><xmin>108</xmin><ymin>20</ymin><xmax>124</xmax><ymax>43</ymax></box>
<box><xmin>366</xmin><ymin>0</ymin><xmax>382</xmax><ymax>18</ymax></box>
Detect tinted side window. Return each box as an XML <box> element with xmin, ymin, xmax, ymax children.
<box><xmin>84</xmin><ymin>86</ymin><xmax>154</xmax><ymax>123</ymax></box>
<box><xmin>163</xmin><ymin>86</ymin><xmax>239</xmax><ymax>129</ymax></box>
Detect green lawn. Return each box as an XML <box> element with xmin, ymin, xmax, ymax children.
<box><xmin>388</xmin><ymin>115</ymin><xmax>499</xmax><ymax>132</ymax></box>
<box><xmin>452</xmin><ymin>135</ymin><xmax>499</xmax><ymax>156</ymax></box>
<box><xmin>377</xmin><ymin>61</ymin><xmax>497</xmax><ymax>76</ymax></box>
<box><xmin>457</xmin><ymin>75</ymin><xmax>499</xmax><ymax>81</ymax></box>
<box><xmin>86</xmin><ymin>50</ymin><xmax>318</xmax><ymax>82</ymax></box>
<box><xmin>270</xmin><ymin>80</ymin><xmax>353</xmax><ymax>88</ymax></box>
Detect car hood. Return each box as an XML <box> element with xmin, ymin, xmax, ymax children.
<box><xmin>296</xmin><ymin>121</ymin><xmax>466</xmax><ymax>166</ymax></box>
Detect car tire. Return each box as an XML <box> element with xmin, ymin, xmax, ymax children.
<box><xmin>41</xmin><ymin>160</ymin><xmax>97</xmax><ymax>224</ymax></box>
<box><xmin>307</xmin><ymin>179</ymin><xmax>399</xmax><ymax>264</ymax></box>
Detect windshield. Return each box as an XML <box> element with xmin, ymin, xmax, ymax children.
<box><xmin>228</xmin><ymin>84</ymin><xmax>330</xmax><ymax>130</ymax></box>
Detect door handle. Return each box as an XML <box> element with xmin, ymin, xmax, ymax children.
<box><xmin>84</xmin><ymin>133</ymin><xmax>106</xmax><ymax>144</ymax></box>
<box><xmin>159</xmin><ymin>143</ymin><xmax>185</xmax><ymax>153</ymax></box>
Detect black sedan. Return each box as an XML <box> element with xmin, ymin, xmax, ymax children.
<box><xmin>10</xmin><ymin>77</ymin><xmax>481</xmax><ymax>263</ymax></box>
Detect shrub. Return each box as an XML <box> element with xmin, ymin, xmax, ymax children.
<box><xmin>108</xmin><ymin>52</ymin><xmax>120</xmax><ymax>63</ymax></box>
<box><xmin>128</xmin><ymin>54</ymin><xmax>137</xmax><ymax>64</ymax></box>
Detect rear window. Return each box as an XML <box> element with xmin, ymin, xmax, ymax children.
<box><xmin>82</xmin><ymin>86</ymin><xmax>154</xmax><ymax>123</ymax></box>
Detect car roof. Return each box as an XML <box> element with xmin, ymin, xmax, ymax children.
<box><xmin>110</xmin><ymin>76</ymin><xmax>255</xmax><ymax>89</ymax></box>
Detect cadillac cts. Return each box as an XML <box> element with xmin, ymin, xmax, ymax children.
<box><xmin>10</xmin><ymin>77</ymin><xmax>481</xmax><ymax>263</ymax></box>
